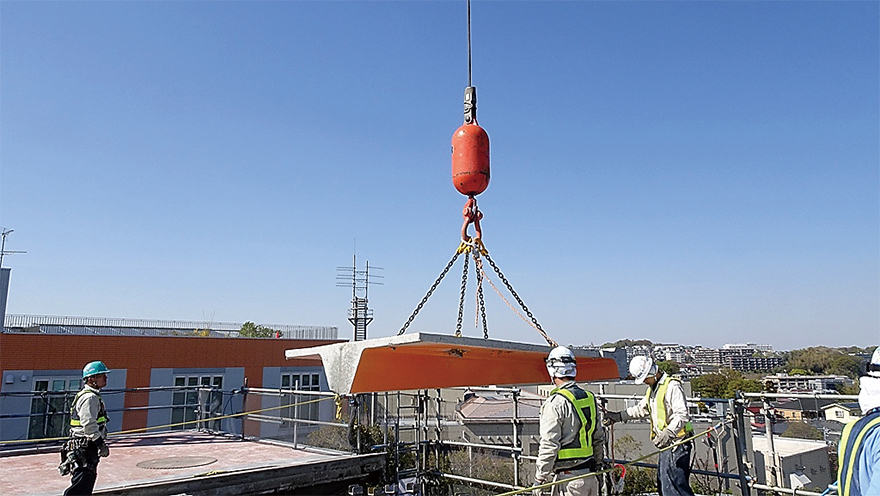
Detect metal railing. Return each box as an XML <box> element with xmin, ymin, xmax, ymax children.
<box><xmin>3</xmin><ymin>314</ymin><xmax>338</xmax><ymax>340</ymax></box>
<box><xmin>0</xmin><ymin>385</ymin><xmax>855</xmax><ymax>496</ymax></box>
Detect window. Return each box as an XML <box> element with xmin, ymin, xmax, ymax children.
<box><xmin>171</xmin><ymin>375</ymin><xmax>223</xmax><ymax>431</ymax></box>
<box><xmin>280</xmin><ymin>373</ymin><xmax>321</xmax><ymax>424</ymax></box>
<box><xmin>28</xmin><ymin>377</ymin><xmax>80</xmax><ymax>439</ymax></box>
<box><xmin>835</xmin><ymin>410</ymin><xmax>844</xmax><ymax>418</ymax></box>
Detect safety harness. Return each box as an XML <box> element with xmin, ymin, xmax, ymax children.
<box><xmin>69</xmin><ymin>388</ymin><xmax>108</xmax><ymax>427</ymax></box>
<box><xmin>551</xmin><ymin>384</ymin><xmax>598</xmax><ymax>461</ymax></box>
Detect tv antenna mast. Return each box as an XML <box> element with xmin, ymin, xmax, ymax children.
<box><xmin>336</xmin><ymin>254</ymin><xmax>383</xmax><ymax>341</ymax></box>
<box><xmin>0</xmin><ymin>229</ymin><xmax>26</xmax><ymax>268</ymax></box>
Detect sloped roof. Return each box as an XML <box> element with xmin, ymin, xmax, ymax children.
<box><xmin>457</xmin><ymin>393</ymin><xmax>542</xmax><ymax>422</ymax></box>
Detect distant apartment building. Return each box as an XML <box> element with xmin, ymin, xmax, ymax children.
<box><xmin>625</xmin><ymin>345</ymin><xmax>653</xmax><ymax>364</ymax></box>
<box><xmin>724</xmin><ymin>343</ymin><xmax>773</xmax><ymax>353</ymax></box>
<box><xmin>653</xmin><ymin>344</ymin><xmax>690</xmax><ymax>363</ymax></box>
<box><xmin>763</xmin><ymin>373</ymin><xmax>853</xmax><ymax>393</ymax></box>
<box><xmin>690</xmin><ymin>346</ymin><xmax>727</xmax><ymax>368</ymax></box>
<box><xmin>725</xmin><ymin>355</ymin><xmax>785</xmax><ymax>372</ymax></box>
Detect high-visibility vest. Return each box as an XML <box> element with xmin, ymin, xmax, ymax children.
<box><xmin>644</xmin><ymin>375</ymin><xmax>693</xmax><ymax>439</ymax></box>
<box><xmin>69</xmin><ymin>389</ymin><xmax>108</xmax><ymax>427</ymax></box>
<box><xmin>551</xmin><ymin>384</ymin><xmax>597</xmax><ymax>460</ymax></box>
<box><xmin>838</xmin><ymin>409</ymin><xmax>880</xmax><ymax>496</ymax></box>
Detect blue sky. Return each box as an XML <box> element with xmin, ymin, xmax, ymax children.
<box><xmin>1</xmin><ymin>1</ymin><xmax>877</xmax><ymax>351</ymax></box>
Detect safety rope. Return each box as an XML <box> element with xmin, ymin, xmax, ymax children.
<box><xmin>483</xmin><ymin>252</ymin><xmax>556</xmax><ymax>347</ymax></box>
<box><xmin>496</xmin><ymin>419</ymin><xmax>732</xmax><ymax>496</ymax></box>
<box><xmin>0</xmin><ymin>394</ymin><xmax>337</xmax><ymax>446</ymax></box>
<box><xmin>475</xmin><ymin>261</ymin><xmax>557</xmax><ymax>347</ymax></box>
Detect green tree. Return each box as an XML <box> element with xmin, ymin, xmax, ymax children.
<box><xmin>839</xmin><ymin>379</ymin><xmax>860</xmax><ymax>396</ymax></box>
<box><xmin>781</xmin><ymin>421</ymin><xmax>823</xmax><ymax>440</ymax></box>
<box><xmin>658</xmin><ymin>360</ymin><xmax>680</xmax><ymax>375</ymax></box>
<box><xmin>238</xmin><ymin>321</ymin><xmax>276</xmax><ymax>338</ymax></box>
<box><xmin>691</xmin><ymin>369</ymin><xmax>762</xmax><ymax>399</ymax></box>
<box><xmin>787</xmin><ymin>347</ymin><xmax>862</xmax><ymax>379</ymax></box>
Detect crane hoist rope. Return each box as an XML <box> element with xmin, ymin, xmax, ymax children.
<box><xmin>397</xmin><ymin>0</ymin><xmax>555</xmax><ymax>348</ymax></box>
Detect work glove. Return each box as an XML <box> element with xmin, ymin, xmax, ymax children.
<box><xmin>532</xmin><ymin>480</ymin><xmax>546</xmax><ymax>496</ymax></box>
<box><xmin>95</xmin><ymin>438</ymin><xmax>110</xmax><ymax>458</ymax></box>
<box><xmin>652</xmin><ymin>429</ymin><xmax>675</xmax><ymax>449</ymax></box>
<box><xmin>603</xmin><ymin>410</ymin><xmax>623</xmax><ymax>425</ymax></box>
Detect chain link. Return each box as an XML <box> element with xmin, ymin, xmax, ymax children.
<box><xmin>455</xmin><ymin>253</ymin><xmax>469</xmax><ymax>337</ymax></box>
<box><xmin>484</xmin><ymin>252</ymin><xmax>557</xmax><ymax>347</ymax></box>
<box><xmin>474</xmin><ymin>253</ymin><xmax>489</xmax><ymax>339</ymax></box>
<box><xmin>398</xmin><ymin>251</ymin><xmax>461</xmax><ymax>335</ymax></box>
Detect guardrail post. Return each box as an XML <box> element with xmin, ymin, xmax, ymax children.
<box><xmin>240</xmin><ymin>378</ymin><xmax>248</xmax><ymax>440</ymax></box>
<box><xmin>732</xmin><ymin>394</ymin><xmax>752</xmax><ymax>496</ymax></box>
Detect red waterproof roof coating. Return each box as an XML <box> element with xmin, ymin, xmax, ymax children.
<box><xmin>285</xmin><ymin>332</ymin><xmax>620</xmax><ymax>394</ymax></box>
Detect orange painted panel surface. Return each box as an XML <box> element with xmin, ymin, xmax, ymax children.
<box><xmin>349</xmin><ymin>343</ymin><xmax>618</xmax><ymax>393</ymax></box>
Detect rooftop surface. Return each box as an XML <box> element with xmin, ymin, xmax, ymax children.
<box><xmin>1</xmin><ymin>431</ymin><xmax>383</xmax><ymax>496</ymax></box>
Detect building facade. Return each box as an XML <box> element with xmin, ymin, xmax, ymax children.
<box><xmin>0</xmin><ymin>317</ymin><xmax>340</xmax><ymax>442</ymax></box>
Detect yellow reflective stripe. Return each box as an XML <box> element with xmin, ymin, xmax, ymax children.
<box><xmin>839</xmin><ymin>415</ymin><xmax>880</xmax><ymax>496</ymax></box>
<box><xmin>552</xmin><ymin>387</ymin><xmax>595</xmax><ymax>460</ymax></box>
<box><xmin>839</xmin><ymin>420</ymin><xmax>856</xmax><ymax>496</ymax></box>
<box><xmin>69</xmin><ymin>416</ymin><xmax>108</xmax><ymax>426</ymax></box>
<box><xmin>651</xmin><ymin>376</ymin><xmax>689</xmax><ymax>438</ymax></box>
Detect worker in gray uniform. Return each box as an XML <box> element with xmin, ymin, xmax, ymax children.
<box><xmin>533</xmin><ymin>346</ymin><xmax>605</xmax><ymax>496</ymax></box>
<box><xmin>605</xmin><ymin>356</ymin><xmax>694</xmax><ymax>496</ymax></box>
<box><xmin>60</xmin><ymin>361</ymin><xmax>111</xmax><ymax>495</ymax></box>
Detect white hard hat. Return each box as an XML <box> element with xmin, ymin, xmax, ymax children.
<box><xmin>546</xmin><ymin>346</ymin><xmax>577</xmax><ymax>379</ymax></box>
<box><xmin>868</xmin><ymin>347</ymin><xmax>880</xmax><ymax>378</ymax></box>
<box><xmin>629</xmin><ymin>356</ymin><xmax>657</xmax><ymax>384</ymax></box>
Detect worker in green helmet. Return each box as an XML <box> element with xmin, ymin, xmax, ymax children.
<box><xmin>59</xmin><ymin>361</ymin><xmax>111</xmax><ymax>495</ymax></box>
<box><xmin>532</xmin><ymin>346</ymin><xmax>605</xmax><ymax>496</ymax></box>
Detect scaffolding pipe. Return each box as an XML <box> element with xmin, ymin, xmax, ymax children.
<box><xmin>763</xmin><ymin>396</ymin><xmax>781</xmax><ymax>487</ymax></box>
<box><xmin>731</xmin><ymin>395</ymin><xmax>753</xmax><ymax>496</ymax></box>
<box><xmin>437</xmin><ymin>472</ymin><xmax>521</xmax><ymax>491</ymax></box>
<box><xmin>748</xmin><ymin>482</ymin><xmax>827</xmax><ymax>496</ymax></box>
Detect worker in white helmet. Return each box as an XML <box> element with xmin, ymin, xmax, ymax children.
<box><xmin>604</xmin><ymin>356</ymin><xmax>694</xmax><ymax>496</ymax></box>
<box><xmin>532</xmin><ymin>346</ymin><xmax>605</xmax><ymax>496</ymax></box>
<box><xmin>837</xmin><ymin>347</ymin><xmax>880</xmax><ymax>496</ymax></box>
<box><xmin>60</xmin><ymin>361</ymin><xmax>111</xmax><ymax>496</ymax></box>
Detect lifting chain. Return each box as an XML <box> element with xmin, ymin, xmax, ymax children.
<box><xmin>398</xmin><ymin>250</ymin><xmax>461</xmax><ymax>335</ymax></box>
<box><xmin>484</xmin><ymin>252</ymin><xmax>557</xmax><ymax>347</ymax></box>
<box><xmin>455</xmin><ymin>253</ymin><xmax>470</xmax><ymax>337</ymax></box>
<box><xmin>473</xmin><ymin>252</ymin><xmax>489</xmax><ymax>339</ymax></box>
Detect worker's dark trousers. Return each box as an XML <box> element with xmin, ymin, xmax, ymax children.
<box><xmin>657</xmin><ymin>441</ymin><xmax>695</xmax><ymax>496</ymax></box>
<box><xmin>64</xmin><ymin>443</ymin><xmax>100</xmax><ymax>495</ymax></box>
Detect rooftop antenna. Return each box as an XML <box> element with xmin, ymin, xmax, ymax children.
<box><xmin>336</xmin><ymin>251</ymin><xmax>383</xmax><ymax>341</ymax></box>
<box><xmin>0</xmin><ymin>229</ymin><xmax>26</xmax><ymax>268</ymax></box>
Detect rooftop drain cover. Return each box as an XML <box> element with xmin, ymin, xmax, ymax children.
<box><xmin>137</xmin><ymin>456</ymin><xmax>218</xmax><ymax>470</ymax></box>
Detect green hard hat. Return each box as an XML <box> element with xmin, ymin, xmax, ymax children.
<box><xmin>82</xmin><ymin>361</ymin><xmax>110</xmax><ymax>379</ymax></box>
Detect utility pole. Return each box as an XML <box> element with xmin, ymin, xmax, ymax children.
<box><xmin>336</xmin><ymin>254</ymin><xmax>383</xmax><ymax>341</ymax></box>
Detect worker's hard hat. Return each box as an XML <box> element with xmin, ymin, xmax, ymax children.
<box><xmin>546</xmin><ymin>346</ymin><xmax>577</xmax><ymax>379</ymax></box>
<box><xmin>867</xmin><ymin>347</ymin><xmax>880</xmax><ymax>378</ymax></box>
<box><xmin>629</xmin><ymin>356</ymin><xmax>657</xmax><ymax>384</ymax></box>
<box><xmin>82</xmin><ymin>361</ymin><xmax>111</xmax><ymax>380</ymax></box>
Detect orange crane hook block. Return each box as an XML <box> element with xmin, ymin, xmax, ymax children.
<box><xmin>451</xmin><ymin>86</ymin><xmax>490</xmax><ymax>196</ymax></box>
